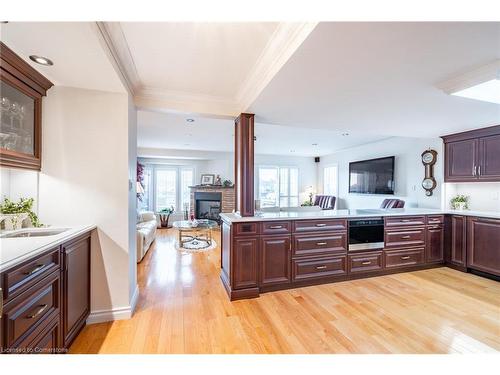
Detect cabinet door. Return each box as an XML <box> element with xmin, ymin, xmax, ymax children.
<box><xmin>62</xmin><ymin>236</ymin><xmax>90</xmax><ymax>348</ymax></box>
<box><xmin>426</xmin><ymin>225</ymin><xmax>444</xmax><ymax>263</ymax></box>
<box><xmin>479</xmin><ymin>135</ymin><xmax>500</xmax><ymax>181</ymax></box>
<box><xmin>467</xmin><ymin>217</ymin><xmax>500</xmax><ymax>276</ymax></box>
<box><xmin>451</xmin><ymin>216</ymin><xmax>467</xmax><ymax>266</ymax></box>
<box><xmin>232</xmin><ymin>237</ymin><xmax>259</xmax><ymax>290</ymax></box>
<box><xmin>445</xmin><ymin>139</ymin><xmax>478</xmax><ymax>182</ymax></box>
<box><xmin>260</xmin><ymin>236</ymin><xmax>291</xmax><ymax>286</ymax></box>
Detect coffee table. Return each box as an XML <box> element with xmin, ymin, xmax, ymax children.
<box><xmin>172</xmin><ymin>219</ymin><xmax>218</xmax><ymax>249</ymax></box>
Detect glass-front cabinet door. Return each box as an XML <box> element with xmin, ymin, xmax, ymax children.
<box><xmin>0</xmin><ymin>81</ymin><xmax>36</xmax><ymax>157</ymax></box>
<box><xmin>0</xmin><ymin>41</ymin><xmax>52</xmax><ymax>170</ymax></box>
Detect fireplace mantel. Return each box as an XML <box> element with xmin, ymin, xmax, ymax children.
<box><xmin>189</xmin><ymin>185</ymin><xmax>235</xmax><ymax>189</ymax></box>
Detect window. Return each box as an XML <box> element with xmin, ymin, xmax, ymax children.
<box><xmin>323</xmin><ymin>165</ymin><xmax>338</xmax><ymax>196</ymax></box>
<box><xmin>142</xmin><ymin>164</ymin><xmax>194</xmax><ymax>213</ymax></box>
<box><xmin>257</xmin><ymin>166</ymin><xmax>299</xmax><ymax>208</ymax></box>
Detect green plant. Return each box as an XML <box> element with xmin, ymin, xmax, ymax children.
<box><xmin>0</xmin><ymin>197</ymin><xmax>42</xmax><ymax>227</ymax></box>
<box><xmin>159</xmin><ymin>206</ymin><xmax>174</xmax><ymax>214</ymax></box>
<box><xmin>450</xmin><ymin>194</ymin><xmax>469</xmax><ymax>209</ymax></box>
<box><xmin>223</xmin><ymin>179</ymin><xmax>233</xmax><ymax>187</ymax></box>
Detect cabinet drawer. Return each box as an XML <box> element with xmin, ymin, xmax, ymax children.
<box><xmin>427</xmin><ymin>215</ymin><xmax>444</xmax><ymax>225</ymax></box>
<box><xmin>261</xmin><ymin>221</ymin><xmax>291</xmax><ymax>235</ymax></box>
<box><xmin>348</xmin><ymin>251</ymin><xmax>383</xmax><ymax>274</ymax></box>
<box><xmin>385</xmin><ymin>216</ymin><xmax>426</xmax><ymax>227</ymax></box>
<box><xmin>2</xmin><ymin>247</ymin><xmax>60</xmax><ymax>302</ymax></box>
<box><xmin>3</xmin><ymin>271</ymin><xmax>60</xmax><ymax>348</ymax></box>
<box><xmin>233</xmin><ymin>222</ymin><xmax>259</xmax><ymax>236</ymax></box>
<box><xmin>385</xmin><ymin>248</ymin><xmax>424</xmax><ymax>268</ymax></box>
<box><xmin>385</xmin><ymin>228</ymin><xmax>425</xmax><ymax>249</ymax></box>
<box><xmin>14</xmin><ymin>315</ymin><xmax>60</xmax><ymax>354</ymax></box>
<box><xmin>293</xmin><ymin>232</ymin><xmax>347</xmax><ymax>257</ymax></box>
<box><xmin>293</xmin><ymin>255</ymin><xmax>347</xmax><ymax>281</ymax></box>
<box><xmin>293</xmin><ymin>219</ymin><xmax>347</xmax><ymax>233</ymax></box>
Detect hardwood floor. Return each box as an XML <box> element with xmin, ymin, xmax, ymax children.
<box><xmin>70</xmin><ymin>228</ymin><xmax>500</xmax><ymax>354</ymax></box>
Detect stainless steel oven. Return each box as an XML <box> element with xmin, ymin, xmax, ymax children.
<box><xmin>348</xmin><ymin>218</ymin><xmax>384</xmax><ymax>251</ymax></box>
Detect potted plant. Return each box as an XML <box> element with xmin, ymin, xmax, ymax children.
<box><xmin>451</xmin><ymin>195</ymin><xmax>469</xmax><ymax>210</ymax></box>
<box><xmin>158</xmin><ymin>206</ymin><xmax>174</xmax><ymax>228</ymax></box>
<box><xmin>0</xmin><ymin>197</ymin><xmax>42</xmax><ymax>230</ymax></box>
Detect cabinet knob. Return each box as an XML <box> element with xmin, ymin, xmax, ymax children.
<box><xmin>316</xmin><ymin>242</ymin><xmax>327</xmax><ymax>246</ymax></box>
<box><xmin>315</xmin><ymin>223</ymin><xmax>327</xmax><ymax>227</ymax></box>
<box><xmin>26</xmin><ymin>304</ymin><xmax>48</xmax><ymax>319</ymax></box>
<box><xmin>315</xmin><ymin>265</ymin><xmax>327</xmax><ymax>270</ymax></box>
<box><xmin>269</xmin><ymin>225</ymin><xmax>283</xmax><ymax>229</ymax></box>
<box><xmin>401</xmin><ymin>235</ymin><xmax>411</xmax><ymax>239</ymax></box>
<box><xmin>361</xmin><ymin>261</ymin><xmax>372</xmax><ymax>265</ymax></box>
<box><xmin>400</xmin><ymin>256</ymin><xmax>411</xmax><ymax>260</ymax></box>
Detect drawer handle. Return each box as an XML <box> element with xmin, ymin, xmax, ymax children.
<box><xmin>315</xmin><ymin>223</ymin><xmax>327</xmax><ymax>227</ymax></box>
<box><xmin>269</xmin><ymin>225</ymin><xmax>283</xmax><ymax>229</ymax></box>
<box><xmin>401</xmin><ymin>219</ymin><xmax>411</xmax><ymax>222</ymax></box>
<box><xmin>315</xmin><ymin>265</ymin><xmax>327</xmax><ymax>270</ymax></box>
<box><xmin>401</xmin><ymin>235</ymin><xmax>411</xmax><ymax>239</ymax></box>
<box><xmin>316</xmin><ymin>242</ymin><xmax>328</xmax><ymax>246</ymax></box>
<box><xmin>401</xmin><ymin>256</ymin><xmax>411</xmax><ymax>260</ymax></box>
<box><xmin>26</xmin><ymin>304</ymin><xmax>48</xmax><ymax>319</ymax></box>
<box><xmin>361</xmin><ymin>261</ymin><xmax>371</xmax><ymax>265</ymax></box>
<box><xmin>24</xmin><ymin>264</ymin><xmax>45</xmax><ymax>276</ymax></box>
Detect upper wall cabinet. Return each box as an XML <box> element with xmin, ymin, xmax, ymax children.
<box><xmin>442</xmin><ymin>125</ymin><xmax>500</xmax><ymax>182</ymax></box>
<box><xmin>0</xmin><ymin>42</ymin><xmax>53</xmax><ymax>171</ymax></box>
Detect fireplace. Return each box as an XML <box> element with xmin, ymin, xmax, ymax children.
<box><xmin>194</xmin><ymin>192</ymin><xmax>222</xmax><ymax>223</ymax></box>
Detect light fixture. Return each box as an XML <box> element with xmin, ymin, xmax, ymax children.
<box><xmin>312</xmin><ymin>143</ymin><xmax>318</xmax><ymax>146</ymax></box>
<box><xmin>29</xmin><ymin>55</ymin><xmax>54</xmax><ymax>66</ymax></box>
<box><xmin>342</xmin><ymin>133</ymin><xmax>349</xmax><ymax>137</ymax></box>
<box><xmin>290</xmin><ymin>150</ymin><xmax>295</xmax><ymax>153</ymax></box>
<box><xmin>186</xmin><ymin>118</ymin><xmax>195</xmax><ymax>123</ymax></box>
<box><xmin>439</xmin><ymin>60</ymin><xmax>500</xmax><ymax>105</ymax></box>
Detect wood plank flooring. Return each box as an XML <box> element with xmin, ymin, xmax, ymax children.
<box><xmin>70</xmin><ymin>228</ymin><xmax>500</xmax><ymax>354</ymax></box>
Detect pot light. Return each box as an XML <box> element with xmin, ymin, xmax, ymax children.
<box><xmin>186</xmin><ymin>118</ymin><xmax>195</xmax><ymax>123</ymax></box>
<box><xmin>312</xmin><ymin>143</ymin><xmax>318</xmax><ymax>146</ymax></box>
<box><xmin>29</xmin><ymin>55</ymin><xmax>54</xmax><ymax>66</ymax></box>
<box><xmin>439</xmin><ymin>60</ymin><xmax>500</xmax><ymax>105</ymax></box>
<box><xmin>342</xmin><ymin>133</ymin><xmax>349</xmax><ymax>136</ymax></box>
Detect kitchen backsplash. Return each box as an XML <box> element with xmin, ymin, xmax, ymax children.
<box><xmin>444</xmin><ymin>182</ymin><xmax>500</xmax><ymax>212</ymax></box>
<box><xmin>0</xmin><ymin>167</ymin><xmax>39</xmax><ymax>211</ymax></box>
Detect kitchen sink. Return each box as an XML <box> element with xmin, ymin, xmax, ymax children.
<box><xmin>0</xmin><ymin>228</ymin><xmax>69</xmax><ymax>238</ymax></box>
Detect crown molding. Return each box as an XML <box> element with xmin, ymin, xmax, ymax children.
<box><xmin>235</xmin><ymin>22</ymin><xmax>318</xmax><ymax>111</ymax></box>
<box><xmin>94</xmin><ymin>22</ymin><xmax>141</xmax><ymax>96</ymax></box>
<box><xmin>437</xmin><ymin>59</ymin><xmax>500</xmax><ymax>94</ymax></box>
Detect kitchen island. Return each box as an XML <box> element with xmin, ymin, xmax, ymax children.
<box><xmin>220</xmin><ymin>208</ymin><xmax>500</xmax><ymax>300</ymax></box>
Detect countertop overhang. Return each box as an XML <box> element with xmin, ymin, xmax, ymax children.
<box><xmin>0</xmin><ymin>224</ymin><xmax>96</xmax><ymax>272</ymax></box>
<box><xmin>219</xmin><ymin>208</ymin><xmax>500</xmax><ymax>224</ymax></box>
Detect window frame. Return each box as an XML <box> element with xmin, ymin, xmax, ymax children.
<box><xmin>323</xmin><ymin>164</ymin><xmax>339</xmax><ymax>197</ymax></box>
<box><xmin>256</xmin><ymin>165</ymin><xmax>300</xmax><ymax>208</ymax></box>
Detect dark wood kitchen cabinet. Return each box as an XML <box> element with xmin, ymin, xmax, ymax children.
<box><xmin>259</xmin><ymin>236</ymin><xmax>291</xmax><ymax>286</ymax></box>
<box><xmin>467</xmin><ymin>217</ymin><xmax>500</xmax><ymax>276</ymax></box>
<box><xmin>442</xmin><ymin>125</ymin><xmax>500</xmax><ymax>182</ymax></box>
<box><xmin>61</xmin><ymin>233</ymin><xmax>91</xmax><ymax>348</ymax></box>
<box><xmin>450</xmin><ymin>215</ymin><xmax>467</xmax><ymax>267</ymax></box>
<box><xmin>232</xmin><ymin>237</ymin><xmax>259</xmax><ymax>290</ymax></box>
<box><xmin>0</xmin><ymin>42</ymin><xmax>53</xmax><ymax>171</ymax></box>
<box><xmin>1</xmin><ymin>230</ymin><xmax>92</xmax><ymax>354</ymax></box>
<box><xmin>426</xmin><ymin>225</ymin><xmax>444</xmax><ymax>263</ymax></box>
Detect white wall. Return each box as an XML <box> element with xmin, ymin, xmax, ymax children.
<box><xmin>444</xmin><ymin>182</ymin><xmax>500</xmax><ymax>211</ymax></box>
<box><xmin>38</xmin><ymin>86</ymin><xmax>136</xmax><ymax>320</ymax></box>
<box><xmin>0</xmin><ymin>168</ymin><xmax>39</xmax><ymax>211</ymax></box>
<box><xmin>318</xmin><ymin>137</ymin><xmax>444</xmax><ymax>209</ymax></box>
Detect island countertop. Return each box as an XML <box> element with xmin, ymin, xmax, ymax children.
<box><xmin>219</xmin><ymin>208</ymin><xmax>500</xmax><ymax>223</ymax></box>
<box><xmin>0</xmin><ymin>224</ymin><xmax>96</xmax><ymax>273</ymax></box>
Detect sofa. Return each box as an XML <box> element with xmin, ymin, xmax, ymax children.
<box><xmin>313</xmin><ymin>195</ymin><xmax>336</xmax><ymax>210</ymax></box>
<box><xmin>137</xmin><ymin>211</ymin><xmax>157</xmax><ymax>263</ymax></box>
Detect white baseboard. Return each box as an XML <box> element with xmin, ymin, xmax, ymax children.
<box><xmin>87</xmin><ymin>284</ymin><xmax>140</xmax><ymax>324</ymax></box>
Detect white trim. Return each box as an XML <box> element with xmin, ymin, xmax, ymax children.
<box><xmin>87</xmin><ymin>285</ymin><xmax>139</xmax><ymax>324</ymax></box>
<box><xmin>437</xmin><ymin>59</ymin><xmax>500</xmax><ymax>94</ymax></box>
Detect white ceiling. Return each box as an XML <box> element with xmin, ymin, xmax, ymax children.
<box><xmin>121</xmin><ymin>22</ymin><xmax>278</xmax><ymax>98</ymax></box>
<box><xmin>249</xmin><ymin>22</ymin><xmax>500</xmax><ymax>138</ymax></box>
<box><xmin>0</xmin><ymin>22</ymin><xmax>125</xmax><ymax>93</ymax></box>
<box><xmin>137</xmin><ymin>110</ymin><xmax>387</xmax><ymax>157</ymax></box>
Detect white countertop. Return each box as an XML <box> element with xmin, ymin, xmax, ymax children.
<box><xmin>220</xmin><ymin>208</ymin><xmax>500</xmax><ymax>223</ymax></box>
<box><xmin>0</xmin><ymin>225</ymin><xmax>96</xmax><ymax>272</ymax></box>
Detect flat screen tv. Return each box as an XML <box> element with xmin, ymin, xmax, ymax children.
<box><xmin>349</xmin><ymin>156</ymin><xmax>395</xmax><ymax>195</ymax></box>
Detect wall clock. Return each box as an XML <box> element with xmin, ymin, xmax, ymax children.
<box><xmin>421</xmin><ymin>149</ymin><xmax>437</xmax><ymax>196</ymax></box>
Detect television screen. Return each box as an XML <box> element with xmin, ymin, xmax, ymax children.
<box><xmin>349</xmin><ymin>156</ymin><xmax>395</xmax><ymax>195</ymax></box>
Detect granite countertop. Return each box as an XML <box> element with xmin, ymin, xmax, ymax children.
<box><xmin>0</xmin><ymin>224</ymin><xmax>96</xmax><ymax>272</ymax></box>
<box><xmin>220</xmin><ymin>208</ymin><xmax>500</xmax><ymax>223</ymax></box>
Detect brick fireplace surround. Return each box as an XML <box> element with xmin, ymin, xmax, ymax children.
<box><xmin>189</xmin><ymin>185</ymin><xmax>235</xmax><ymax>219</ymax></box>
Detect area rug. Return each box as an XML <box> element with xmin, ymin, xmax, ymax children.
<box><xmin>175</xmin><ymin>239</ymin><xmax>217</xmax><ymax>253</ymax></box>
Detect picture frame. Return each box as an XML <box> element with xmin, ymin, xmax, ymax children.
<box><xmin>200</xmin><ymin>174</ymin><xmax>215</xmax><ymax>185</ymax></box>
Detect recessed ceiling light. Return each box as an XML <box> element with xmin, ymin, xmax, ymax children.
<box><xmin>342</xmin><ymin>133</ymin><xmax>349</xmax><ymax>136</ymax></box>
<box><xmin>184</xmin><ymin>143</ymin><xmax>191</xmax><ymax>146</ymax></box>
<box><xmin>186</xmin><ymin>118</ymin><xmax>195</xmax><ymax>123</ymax></box>
<box><xmin>312</xmin><ymin>143</ymin><xmax>318</xmax><ymax>146</ymax></box>
<box><xmin>290</xmin><ymin>150</ymin><xmax>295</xmax><ymax>153</ymax></box>
<box><xmin>29</xmin><ymin>55</ymin><xmax>53</xmax><ymax>66</ymax></box>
